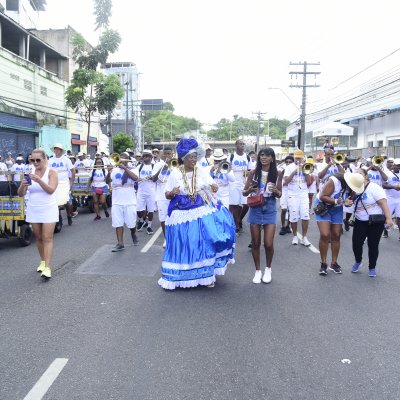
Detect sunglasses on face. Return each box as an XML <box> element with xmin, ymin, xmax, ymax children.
<box><xmin>30</xmin><ymin>158</ymin><xmax>42</xmax><ymax>163</ymax></box>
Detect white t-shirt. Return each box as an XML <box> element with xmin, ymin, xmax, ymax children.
<box><xmin>0</xmin><ymin>162</ymin><xmax>8</xmax><ymax>181</ymax></box>
<box><xmin>74</xmin><ymin>159</ymin><xmax>91</xmax><ymax>170</ymax></box>
<box><xmin>385</xmin><ymin>170</ymin><xmax>400</xmax><ymax>199</ymax></box>
<box><xmin>317</xmin><ymin>176</ymin><xmax>343</xmax><ymax>207</ymax></box>
<box><xmin>102</xmin><ymin>157</ymin><xmax>110</xmax><ymax>166</ymax></box>
<box><xmin>367</xmin><ymin>170</ymin><xmax>383</xmax><ymax>186</ymax></box>
<box><xmin>210</xmin><ymin>169</ymin><xmax>236</xmax><ymax>200</ymax></box>
<box><xmin>153</xmin><ymin>161</ymin><xmax>172</xmax><ymax>201</ymax></box>
<box><xmin>354</xmin><ymin>182</ymin><xmax>386</xmax><ymax>221</ymax></box>
<box><xmin>317</xmin><ymin>162</ymin><xmax>339</xmax><ymax>191</ymax></box>
<box><xmin>110</xmin><ymin>167</ymin><xmax>136</xmax><ymax>206</ymax></box>
<box><xmin>48</xmin><ymin>155</ymin><xmax>74</xmax><ymax>183</ymax></box>
<box><xmin>230</xmin><ymin>153</ymin><xmax>250</xmax><ymax>187</ymax></box>
<box><xmin>10</xmin><ymin>163</ymin><xmax>25</xmax><ymax>182</ymax></box>
<box><xmin>133</xmin><ymin>163</ymin><xmax>156</xmax><ymax>195</ymax></box>
<box><xmin>197</xmin><ymin>157</ymin><xmax>213</xmax><ymax>168</ymax></box>
<box><xmin>165</xmin><ymin>167</ymin><xmax>214</xmax><ymax>196</ymax></box>
<box><xmin>284</xmin><ymin>163</ymin><xmax>308</xmax><ymax>196</ymax></box>
<box><xmin>91</xmin><ymin>169</ymin><xmax>107</xmax><ymax>188</ymax></box>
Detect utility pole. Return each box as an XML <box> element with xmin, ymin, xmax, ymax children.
<box><xmin>124</xmin><ymin>80</ymin><xmax>129</xmax><ymax>135</ymax></box>
<box><xmin>252</xmin><ymin>111</ymin><xmax>267</xmax><ymax>152</ymax></box>
<box><xmin>289</xmin><ymin>61</ymin><xmax>320</xmax><ymax>150</ymax></box>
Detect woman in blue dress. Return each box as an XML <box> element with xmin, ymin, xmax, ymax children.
<box><xmin>242</xmin><ymin>148</ymin><xmax>282</xmax><ymax>284</ymax></box>
<box><xmin>158</xmin><ymin>139</ymin><xmax>236</xmax><ymax>290</ymax></box>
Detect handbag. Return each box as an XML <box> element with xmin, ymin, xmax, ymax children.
<box><xmin>94</xmin><ymin>187</ymin><xmax>104</xmax><ymax>195</ymax></box>
<box><xmin>313</xmin><ymin>201</ymin><xmax>332</xmax><ymax>216</ymax></box>
<box><xmin>368</xmin><ymin>214</ymin><xmax>385</xmax><ymax>225</ymax></box>
<box><xmin>247</xmin><ymin>193</ymin><xmax>265</xmax><ymax>208</ymax></box>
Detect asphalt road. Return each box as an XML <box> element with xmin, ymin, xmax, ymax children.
<box><xmin>1</xmin><ymin>207</ymin><xmax>400</xmax><ymax>400</ymax></box>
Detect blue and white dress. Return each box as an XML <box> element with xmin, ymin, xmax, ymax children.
<box><xmin>158</xmin><ymin>167</ymin><xmax>236</xmax><ymax>290</ymax></box>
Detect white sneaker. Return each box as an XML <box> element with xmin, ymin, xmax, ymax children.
<box><xmin>292</xmin><ymin>236</ymin><xmax>299</xmax><ymax>245</ymax></box>
<box><xmin>262</xmin><ymin>267</ymin><xmax>272</xmax><ymax>283</ymax></box>
<box><xmin>301</xmin><ymin>236</ymin><xmax>311</xmax><ymax>247</ymax></box>
<box><xmin>252</xmin><ymin>270</ymin><xmax>262</xmax><ymax>284</ymax></box>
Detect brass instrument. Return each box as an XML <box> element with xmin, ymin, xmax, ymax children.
<box><xmin>110</xmin><ymin>152</ymin><xmax>120</xmax><ymax>166</ymax></box>
<box><xmin>168</xmin><ymin>158</ymin><xmax>179</xmax><ymax>168</ymax></box>
<box><xmin>218</xmin><ymin>161</ymin><xmax>231</xmax><ymax>174</ymax></box>
<box><xmin>302</xmin><ymin>163</ymin><xmax>315</xmax><ymax>175</ymax></box>
<box><xmin>371</xmin><ymin>155</ymin><xmax>384</xmax><ymax>167</ymax></box>
<box><xmin>333</xmin><ymin>153</ymin><xmax>345</xmax><ymax>164</ymax></box>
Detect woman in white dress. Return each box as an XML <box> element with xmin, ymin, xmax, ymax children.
<box><xmin>17</xmin><ymin>148</ymin><xmax>58</xmax><ymax>279</ymax></box>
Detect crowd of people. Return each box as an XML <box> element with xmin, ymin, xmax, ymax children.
<box><xmin>2</xmin><ymin>139</ymin><xmax>399</xmax><ymax>287</ymax></box>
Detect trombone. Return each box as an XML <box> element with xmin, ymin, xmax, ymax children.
<box><xmin>333</xmin><ymin>153</ymin><xmax>345</xmax><ymax>164</ymax></box>
<box><xmin>371</xmin><ymin>155</ymin><xmax>384</xmax><ymax>167</ymax></box>
<box><xmin>168</xmin><ymin>158</ymin><xmax>179</xmax><ymax>168</ymax></box>
<box><xmin>302</xmin><ymin>163</ymin><xmax>315</xmax><ymax>175</ymax></box>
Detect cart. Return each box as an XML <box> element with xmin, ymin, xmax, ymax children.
<box><xmin>0</xmin><ymin>195</ymin><xmax>33</xmax><ymax>246</ymax></box>
<box><xmin>71</xmin><ymin>172</ymin><xmax>95</xmax><ymax>213</ymax></box>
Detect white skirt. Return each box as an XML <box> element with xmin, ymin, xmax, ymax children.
<box><xmin>26</xmin><ymin>202</ymin><xmax>59</xmax><ymax>223</ymax></box>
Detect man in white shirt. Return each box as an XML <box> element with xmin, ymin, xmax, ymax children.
<box><xmin>284</xmin><ymin>149</ymin><xmax>312</xmax><ymax>246</ymax></box>
<box><xmin>49</xmin><ymin>144</ymin><xmax>75</xmax><ymax>226</ymax></box>
<box><xmin>135</xmin><ymin>149</ymin><xmax>157</xmax><ymax>235</ymax></box>
<box><xmin>152</xmin><ymin>147</ymin><xmax>174</xmax><ymax>247</ymax></box>
<box><xmin>74</xmin><ymin>152</ymin><xmax>91</xmax><ymax>172</ymax></box>
<box><xmin>229</xmin><ymin>140</ymin><xmax>251</xmax><ymax>233</ymax></box>
<box><xmin>197</xmin><ymin>144</ymin><xmax>213</xmax><ymax>168</ymax></box>
<box><xmin>382</xmin><ymin>158</ymin><xmax>400</xmax><ymax>238</ymax></box>
<box><xmin>106</xmin><ymin>153</ymin><xmax>139</xmax><ymax>251</ymax></box>
<box><xmin>0</xmin><ymin>156</ymin><xmax>9</xmax><ymax>182</ymax></box>
<box><xmin>10</xmin><ymin>157</ymin><xmax>25</xmax><ymax>182</ymax></box>
<box><xmin>152</xmin><ymin>148</ymin><xmax>161</xmax><ymax>163</ymax></box>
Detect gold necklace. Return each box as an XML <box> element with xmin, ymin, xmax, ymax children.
<box><xmin>181</xmin><ymin>166</ymin><xmax>197</xmax><ymax>202</ymax></box>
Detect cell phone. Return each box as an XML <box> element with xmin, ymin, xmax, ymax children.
<box><xmin>24</xmin><ymin>174</ymin><xmax>32</xmax><ymax>185</ymax></box>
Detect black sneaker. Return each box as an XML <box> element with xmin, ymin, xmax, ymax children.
<box><xmin>67</xmin><ymin>216</ymin><xmax>73</xmax><ymax>226</ymax></box>
<box><xmin>343</xmin><ymin>219</ymin><xmax>350</xmax><ymax>231</ymax></box>
<box><xmin>136</xmin><ymin>221</ymin><xmax>145</xmax><ymax>231</ymax></box>
<box><xmin>279</xmin><ymin>227</ymin><xmax>287</xmax><ymax>235</ymax></box>
<box><xmin>285</xmin><ymin>225</ymin><xmax>291</xmax><ymax>234</ymax></box>
<box><xmin>143</xmin><ymin>220</ymin><xmax>148</xmax><ymax>228</ymax></box>
<box><xmin>319</xmin><ymin>263</ymin><xmax>328</xmax><ymax>275</ymax></box>
<box><xmin>382</xmin><ymin>229</ymin><xmax>388</xmax><ymax>238</ymax></box>
<box><xmin>131</xmin><ymin>232</ymin><xmax>139</xmax><ymax>246</ymax></box>
<box><xmin>329</xmin><ymin>262</ymin><xmax>342</xmax><ymax>274</ymax></box>
<box><xmin>111</xmin><ymin>244</ymin><xmax>125</xmax><ymax>252</ymax></box>
<box><xmin>348</xmin><ymin>219</ymin><xmax>355</xmax><ymax>227</ymax></box>
<box><xmin>146</xmin><ymin>227</ymin><xmax>153</xmax><ymax>235</ymax></box>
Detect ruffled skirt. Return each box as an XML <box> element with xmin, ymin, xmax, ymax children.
<box><xmin>158</xmin><ymin>202</ymin><xmax>236</xmax><ymax>290</ymax></box>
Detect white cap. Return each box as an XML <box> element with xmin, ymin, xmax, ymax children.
<box><xmin>393</xmin><ymin>158</ymin><xmax>400</xmax><ymax>165</ymax></box>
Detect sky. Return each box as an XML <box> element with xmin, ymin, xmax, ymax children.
<box><xmin>38</xmin><ymin>0</ymin><xmax>400</xmax><ymax>125</ymax></box>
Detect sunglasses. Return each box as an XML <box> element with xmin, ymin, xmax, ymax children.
<box><xmin>30</xmin><ymin>158</ymin><xmax>42</xmax><ymax>163</ymax></box>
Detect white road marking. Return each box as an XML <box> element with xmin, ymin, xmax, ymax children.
<box><xmin>23</xmin><ymin>358</ymin><xmax>68</xmax><ymax>400</ymax></box>
<box><xmin>141</xmin><ymin>227</ymin><xmax>163</xmax><ymax>253</ymax></box>
<box><xmin>296</xmin><ymin>232</ymin><xmax>320</xmax><ymax>254</ymax></box>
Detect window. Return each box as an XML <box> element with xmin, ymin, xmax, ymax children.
<box><xmin>24</xmin><ymin>80</ymin><xmax>32</xmax><ymax>91</ymax></box>
<box><xmin>40</xmin><ymin>86</ymin><xmax>47</xmax><ymax>96</ymax></box>
<box><xmin>10</xmin><ymin>73</ymin><xmax>20</xmax><ymax>81</ymax></box>
<box><xmin>377</xmin><ymin>140</ymin><xmax>383</xmax><ymax>147</ymax></box>
<box><xmin>6</xmin><ymin>0</ymin><xmax>19</xmax><ymax>11</ymax></box>
<box><xmin>367</xmin><ymin>141</ymin><xmax>374</xmax><ymax>148</ymax></box>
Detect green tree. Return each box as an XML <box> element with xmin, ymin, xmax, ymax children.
<box><xmin>65</xmin><ymin>0</ymin><xmax>123</xmax><ymax>147</ymax></box>
<box><xmin>113</xmin><ymin>132</ymin><xmax>134</xmax><ymax>154</ymax></box>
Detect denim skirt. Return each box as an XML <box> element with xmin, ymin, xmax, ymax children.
<box><xmin>247</xmin><ymin>196</ymin><xmax>277</xmax><ymax>225</ymax></box>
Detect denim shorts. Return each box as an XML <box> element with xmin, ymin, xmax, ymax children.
<box><xmin>247</xmin><ymin>197</ymin><xmax>277</xmax><ymax>225</ymax></box>
<box><xmin>314</xmin><ymin>199</ymin><xmax>343</xmax><ymax>224</ymax></box>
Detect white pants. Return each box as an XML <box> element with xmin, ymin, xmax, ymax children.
<box><xmin>387</xmin><ymin>198</ymin><xmax>400</xmax><ymax>218</ymax></box>
<box><xmin>229</xmin><ymin>185</ymin><xmax>246</xmax><ymax>206</ymax></box>
<box><xmin>112</xmin><ymin>204</ymin><xmax>137</xmax><ymax>228</ymax></box>
<box><xmin>288</xmin><ymin>194</ymin><xmax>310</xmax><ymax>223</ymax></box>
<box><xmin>137</xmin><ymin>190</ymin><xmax>156</xmax><ymax>212</ymax></box>
<box><xmin>157</xmin><ymin>200</ymin><xmax>170</xmax><ymax>222</ymax></box>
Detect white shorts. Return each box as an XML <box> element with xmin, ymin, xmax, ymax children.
<box><xmin>112</xmin><ymin>204</ymin><xmax>137</xmax><ymax>228</ymax></box>
<box><xmin>54</xmin><ymin>181</ymin><xmax>70</xmax><ymax>206</ymax></box>
<box><xmin>229</xmin><ymin>185</ymin><xmax>246</xmax><ymax>206</ymax></box>
<box><xmin>387</xmin><ymin>198</ymin><xmax>400</xmax><ymax>218</ymax></box>
<box><xmin>136</xmin><ymin>191</ymin><xmax>156</xmax><ymax>212</ymax></box>
<box><xmin>280</xmin><ymin>189</ymin><xmax>288</xmax><ymax>209</ymax></box>
<box><xmin>157</xmin><ymin>199</ymin><xmax>170</xmax><ymax>222</ymax></box>
<box><xmin>288</xmin><ymin>195</ymin><xmax>310</xmax><ymax>223</ymax></box>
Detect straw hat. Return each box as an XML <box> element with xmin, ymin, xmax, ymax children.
<box><xmin>142</xmin><ymin>149</ymin><xmax>153</xmax><ymax>156</ymax></box>
<box><xmin>394</xmin><ymin>158</ymin><xmax>400</xmax><ymax>165</ymax></box>
<box><xmin>344</xmin><ymin>172</ymin><xmax>365</xmax><ymax>194</ymax></box>
<box><xmin>213</xmin><ymin>148</ymin><xmax>227</xmax><ymax>161</ymax></box>
<box><xmin>51</xmin><ymin>143</ymin><xmax>65</xmax><ymax>152</ymax></box>
<box><xmin>294</xmin><ymin>149</ymin><xmax>304</xmax><ymax>158</ymax></box>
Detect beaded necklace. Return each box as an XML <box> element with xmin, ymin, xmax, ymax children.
<box><xmin>180</xmin><ymin>165</ymin><xmax>197</xmax><ymax>202</ymax></box>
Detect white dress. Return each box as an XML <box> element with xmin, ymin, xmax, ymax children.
<box><xmin>25</xmin><ymin>168</ymin><xmax>59</xmax><ymax>223</ymax></box>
